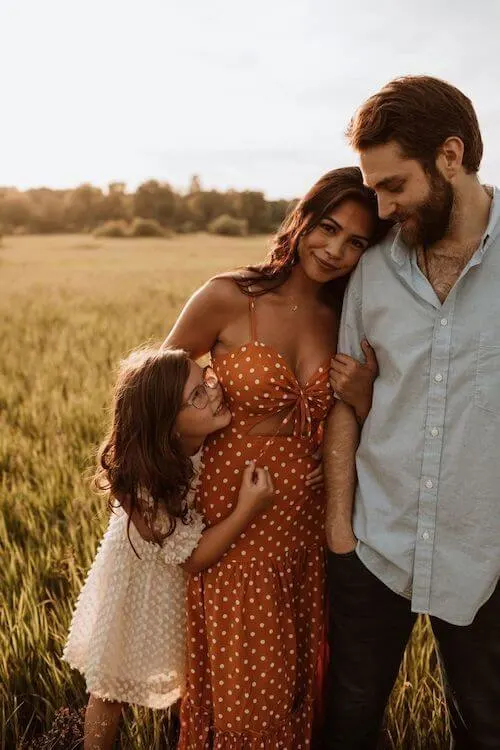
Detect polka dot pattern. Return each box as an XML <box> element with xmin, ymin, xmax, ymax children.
<box><xmin>179</xmin><ymin>340</ymin><xmax>332</xmax><ymax>749</ymax></box>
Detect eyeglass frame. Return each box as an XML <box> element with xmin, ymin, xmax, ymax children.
<box><xmin>180</xmin><ymin>365</ymin><xmax>219</xmax><ymax>410</ymax></box>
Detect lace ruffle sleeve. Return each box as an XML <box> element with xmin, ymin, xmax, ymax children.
<box><xmin>160</xmin><ymin>509</ymin><xmax>205</xmax><ymax>565</ymax></box>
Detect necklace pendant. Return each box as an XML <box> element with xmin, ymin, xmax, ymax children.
<box><xmin>291</xmin><ymin>304</ymin><xmax>298</xmax><ymax>312</ymax></box>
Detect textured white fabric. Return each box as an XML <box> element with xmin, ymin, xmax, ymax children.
<box><xmin>63</xmin><ymin>460</ymin><xmax>204</xmax><ymax>709</ymax></box>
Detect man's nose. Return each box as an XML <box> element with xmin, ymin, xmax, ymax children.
<box><xmin>377</xmin><ymin>195</ymin><xmax>396</xmax><ymax>221</ymax></box>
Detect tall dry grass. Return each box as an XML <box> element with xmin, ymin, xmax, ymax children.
<box><xmin>1</xmin><ymin>235</ymin><xmax>449</xmax><ymax>748</ymax></box>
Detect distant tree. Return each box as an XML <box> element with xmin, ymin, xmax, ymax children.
<box><xmin>188</xmin><ymin>174</ymin><xmax>202</xmax><ymax>194</ymax></box>
<box><xmin>26</xmin><ymin>188</ymin><xmax>66</xmax><ymax>233</ymax></box>
<box><xmin>235</xmin><ymin>191</ymin><xmax>271</xmax><ymax>233</ymax></box>
<box><xmin>0</xmin><ymin>189</ymin><xmax>33</xmax><ymax>232</ymax></box>
<box><xmin>208</xmin><ymin>214</ymin><xmax>248</xmax><ymax>237</ymax></box>
<box><xmin>133</xmin><ymin>180</ymin><xmax>176</xmax><ymax>227</ymax></box>
<box><xmin>0</xmin><ymin>178</ymin><xmax>297</xmax><ymax>236</ymax></box>
<box><xmin>267</xmin><ymin>199</ymin><xmax>291</xmax><ymax>232</ymax></box>
<box><xmin>98</xmin><ymin>182</ymin><xmax>131</xmax><ymax>224</ymax></box>
<box><xmin>64</xmin><ymin>183</ymin><xmax>104</xmax><ymax>231</ymax></box>
<box><xmin>185</xmin><ymin>190</ymin><xmax>230</xmax><ymax>229</ymax></box>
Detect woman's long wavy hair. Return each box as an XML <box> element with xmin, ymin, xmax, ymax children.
<box><xmin>228</xmin><ymin>166</ymin><xmax>391</xmax><ymax>312</ymax></box>
<box><xmin>93</xmin><ymin>346</ymin><xmax>193</xmax><ymax>549</ymax></box>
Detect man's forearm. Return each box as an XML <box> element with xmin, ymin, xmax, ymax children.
<box><xmin>324</xmin><ymin>400</ymin><xmax>360</xmax><ymax>552</ymax></box>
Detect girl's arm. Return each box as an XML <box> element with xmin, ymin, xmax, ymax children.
<box><xmin>182</xmin><ymin>462</ymin><xmax>273</xmax><ymax>574</ymax></box>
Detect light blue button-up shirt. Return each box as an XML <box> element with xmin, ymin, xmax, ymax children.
<box><xmin>339</xmin><ymin>187</ymin><xmax>500</xmax><ymax>625</ymax></box>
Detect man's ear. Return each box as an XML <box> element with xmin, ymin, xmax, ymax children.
<box><xmin>436</xmin><ymin>136</ymin><xmax>465</xmax><ymax>178</ymax></box>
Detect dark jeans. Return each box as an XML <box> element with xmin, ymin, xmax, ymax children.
<box><xmin>323</xmin><ymin>550</ymin><xmax>500</xmax><ymax>750</ymax></box>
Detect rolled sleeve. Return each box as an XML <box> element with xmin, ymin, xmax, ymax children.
<box><xmin>337</xmin><ymin>265</ymin><xmax>365</xmax><ymax>360</ymax></box>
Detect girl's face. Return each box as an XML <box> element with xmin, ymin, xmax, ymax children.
<box><xmin>297</xmin><ymin>199</ymin><xmax>375</xmax><ymax>283</ymax></box>
<box><xmin>175</xmin><ymin>361</ymin><xmax>231</xmax><ymax>443</ymax></box>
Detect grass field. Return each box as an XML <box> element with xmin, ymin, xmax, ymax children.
<box><xmin>1</xmin><ymin>234</ymin><xmax>449</xmax><ymax>749</ymax></box>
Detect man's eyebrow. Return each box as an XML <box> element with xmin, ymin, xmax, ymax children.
<box><xmin>372</xmin><ymin>176</ymin><xmax>405</xmax><ymax>190</ymax></box>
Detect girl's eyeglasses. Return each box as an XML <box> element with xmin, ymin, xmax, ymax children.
<box><xmin>181</xmin><ymin>366</ymin><xmax>219</xmax><ymax>410</ymax></box>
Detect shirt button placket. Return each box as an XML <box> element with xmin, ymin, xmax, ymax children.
<box><xmin>412</xmin><ymin>305</ymin><xmax>454</xmax><ymax>615</ymax></box>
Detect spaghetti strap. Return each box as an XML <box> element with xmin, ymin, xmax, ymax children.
<box><xmin>248</xmin><ymin>296</ymin><xmax>258</xmax><ymax>342</ymax></box>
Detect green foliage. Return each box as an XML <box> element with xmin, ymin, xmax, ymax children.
<box><xmin>128</xmin><ymin>217</ymin><xmax>169</xmax><ymax>238</ymax></box>
<box><xmin>133</xmin><ymin>180</ymin><xmax>177</xmax><ymax>227</ymax></box>
<box><xmin>0</xmin><ymin>177</ymin><xmax>291</xmax><ymax>237</ymax></box>
<box><xmin>94</xmin><ymin>219</ymin><xmax>129</xmax><ymax>238</ymax></box>
<box><xmin>177</xmin><ymin>220</ymin><xmax>198</xmax><ymax>234</ymax></box>
<box><xmin>208</xmin><ymin>213</ymin><xmax>248</xmax><ymax>237</ymax></box>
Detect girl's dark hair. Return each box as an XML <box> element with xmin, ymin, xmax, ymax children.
<box><xmin>224</xmin><ymin>166</ymin><xmax>390</xmax><ymax>313</ymax></box>
<box><xmin>93</xmin><ymin>346</ymin><xmax>193</xmax><ymax>549</ymax></box>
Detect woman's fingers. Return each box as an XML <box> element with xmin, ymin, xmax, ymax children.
<box><xmin>361</xmin><ymin>339</ymin><xmax>378</xmax><ymax>374</ymax></box>
<box><xmin>305</xmin><ymin>463</ymin><xmax>324</xmax><ymax>490</ymax></box>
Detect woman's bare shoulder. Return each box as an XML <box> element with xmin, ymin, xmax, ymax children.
<box><xmin>197</xmin><ymin>273</ymin><xmax>251</xmax><ymax>310</ymax></box>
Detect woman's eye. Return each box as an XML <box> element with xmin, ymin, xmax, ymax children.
<box><xmin>320</xmin><ymin>223</ymin><xmax>336</xmax><ymax>234</ymax></box>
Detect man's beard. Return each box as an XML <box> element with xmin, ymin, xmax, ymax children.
<box><xmin>398</xmin><ymin>170</ymin><xmax>454</xmax><ymax>250</ymax></box>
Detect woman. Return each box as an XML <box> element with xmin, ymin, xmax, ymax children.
<box><xmin>164</xmin><ymin>167</ymin><xmax>389</xmax><ymax>748</ymax></box>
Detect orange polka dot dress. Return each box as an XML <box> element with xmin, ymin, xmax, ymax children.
<box><xmin>179</xmin><ymin>297</ymin><xmax>333</xmax><ymax>749</ymax></box>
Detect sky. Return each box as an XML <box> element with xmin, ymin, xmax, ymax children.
<box><xmin>2</xmin><ymin>0</ymin><xmax>500</xmax><ymax>199</ymax></box>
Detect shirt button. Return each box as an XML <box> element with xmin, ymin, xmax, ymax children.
<box><xmin>425</xmin><ymin>479</ymin><xmax>433</xmax><ymax>489</ymax></box>
<box><xmin>422</xmin><ymin>531</ymin><xmax>430</xmax><ymax>541</ymax></box>
<box><xmin>430</xmin><ymin>427</ymin><xmax>439</xmax><ymax>437</ymax></box>
<box><xmin>434</xmin><ymin>373</ymin><xmax>443</xmax><ymax>383</ymax></box>
<box><xmin>440</xmin><ymin>318</ymin><xmax>448</xmax><ymax>326</ymax></box>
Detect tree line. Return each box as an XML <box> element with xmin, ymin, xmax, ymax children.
<box><xmin>0</xmin><ymin>176</ymin><xmax>295</xmax><ymax>236</ymax></box>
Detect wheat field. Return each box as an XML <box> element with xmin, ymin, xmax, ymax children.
<box><xmin>0</xmin><ymin>234</ymin><xmax>449</xmax><ymax>749</ymax></box>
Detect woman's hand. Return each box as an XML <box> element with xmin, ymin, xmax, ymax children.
<box><xmin>305</xmin><ymin>461</ymin><xmax>324</xmax><ymax>492</ymax></box>
<box><xmin>329</xmin><ymin>340</ymin><xmax>378</xmax><ymax>424</ymax></box>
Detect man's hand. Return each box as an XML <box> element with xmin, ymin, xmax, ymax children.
<box><xmin>329</xmin><ymin>340</ymin><xmax>378</xmax><ymax>423</ymax></box>
<box><xmin>326</xmin><ymin>524</ymin><xmax>357</xmax><ymax>554</ymax></box>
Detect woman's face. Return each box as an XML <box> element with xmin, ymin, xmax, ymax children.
<box><xmin>297</xmin><ymin>199</ymin><xmax>375</xmax><ymax>283</ymax></box>
<box><xmin>175</xmin><ymin>361</ymin><xmax>231</xmax><ymax>443</ymax></box>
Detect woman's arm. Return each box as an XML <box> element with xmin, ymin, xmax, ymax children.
<box><xmin>163</xmin><ymin>277</ymin><xmax>242</xmax><ymax>359</ymax></box>
<box><xmin>329</xmin><ymin>340</ymin><xmax>378</xmax><ymax>424</ymax></box>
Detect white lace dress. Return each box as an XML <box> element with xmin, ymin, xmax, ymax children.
<box><xmin>63</xmin><ymin>461</ymin><xmax>204</xmax><ymax>709</ymax></box>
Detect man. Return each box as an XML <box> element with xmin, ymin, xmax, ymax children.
<box><xmin>324</xmin><ymin>76</ymin><xmax>500</xmax><ymax>749</ymax></box>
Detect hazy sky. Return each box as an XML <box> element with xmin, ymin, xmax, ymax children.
<box><xmin>3</xmin><ymin>0</ymin><xmax>500</xmax><ymax>198</ymax></box>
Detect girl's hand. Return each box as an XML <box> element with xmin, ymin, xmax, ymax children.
<box><xmin>305</xmin><ymin>462</ymin><xmax>324</xmax><ymax>492</ymax></box>
<box><xmin>329</xmin><ymin>340</ymin><xmax>378</xmax><ymax>424</ymax></box>
<box><xmin>235</xmin><ymin>461</ymin><xmax>274</xmax><ymax>521</ymax></box>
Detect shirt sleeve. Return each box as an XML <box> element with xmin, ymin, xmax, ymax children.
<box><xmin>337</xmin><ymin>263</ymin><xmax>365</xmax><ymax>360</ymax></box>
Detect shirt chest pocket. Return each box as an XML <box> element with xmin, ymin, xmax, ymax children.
<box><xmin>475</xmin><ymin>333</ymin><xmax>500</xmax><ymax>414</ymax></box>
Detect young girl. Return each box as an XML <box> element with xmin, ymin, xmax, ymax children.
<box><xmin>63</xmin><ymin>346</ymin><xmax>274</xmax><ymax>749</ymax></box>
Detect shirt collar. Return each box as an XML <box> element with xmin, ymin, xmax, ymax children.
<box><xmin>389</xmin><ymin>185</ymin><xmax>500</xmax><ymax>266</ymax></box>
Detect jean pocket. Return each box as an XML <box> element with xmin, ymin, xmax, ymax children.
<box><xmin>475</xmin><ymin>335</ymin><xmax>500</xmax><ymax>414</ymax></box>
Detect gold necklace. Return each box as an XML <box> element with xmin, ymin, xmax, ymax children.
<box><xmin>281</xmin><ymin>294</ymin><xmax>299</xmax><ymax>312</ymax></box>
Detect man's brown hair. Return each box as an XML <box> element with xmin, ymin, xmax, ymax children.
<box><xmin>346</xmin><ymin>75</ymin><xmax>483</xmax><ymax>174</ymax></box>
